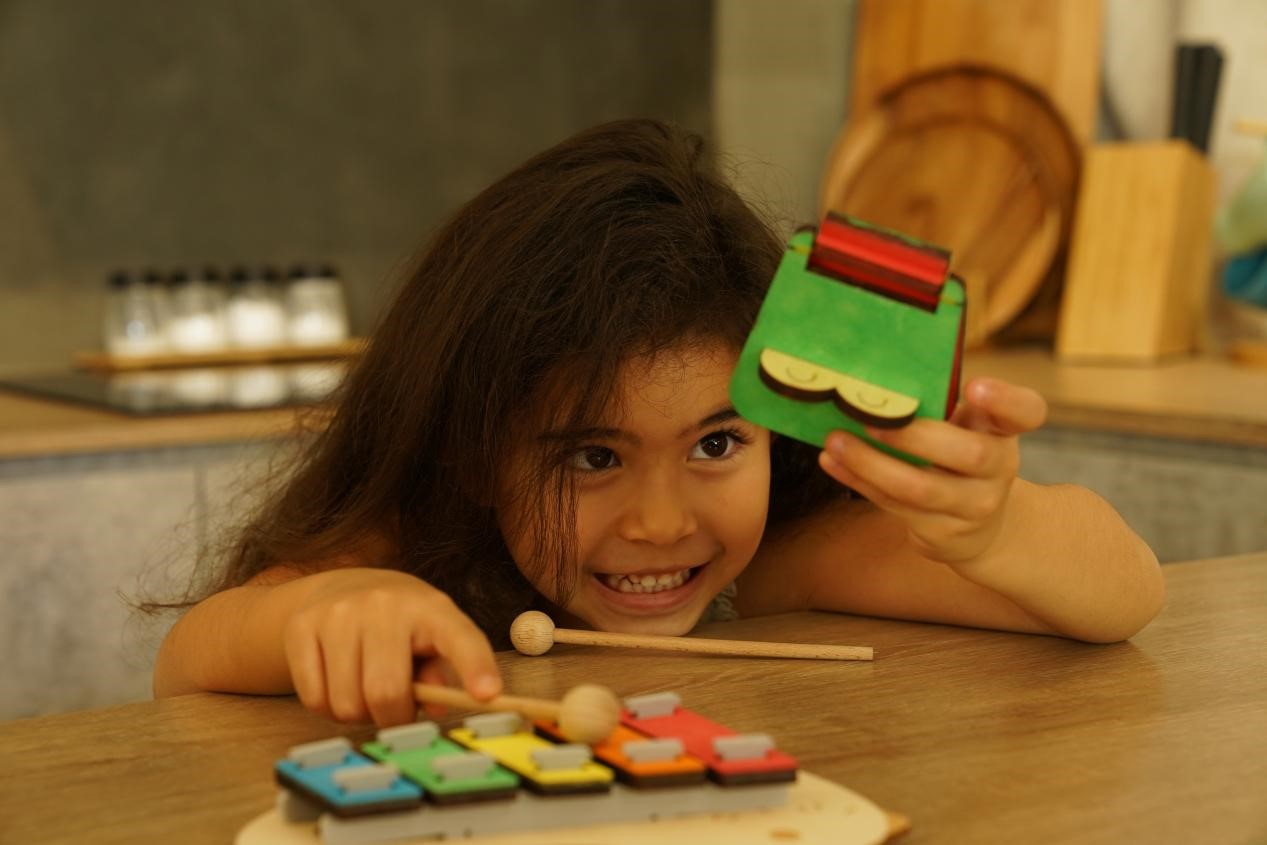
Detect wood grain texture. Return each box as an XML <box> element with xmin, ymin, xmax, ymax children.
<box><xmin>964</xmin><ymin>346</ymin><xmax>1267</xmax><ymax>446</ymax></box>
<box><xmin>412</xmin><ymin>682</ymin><xmax>564</xmax><ymax>721</ymax></box>
<box><xmin>550</xmin><ymin>625</ymin><xmax>874</xmax><ymax>661</ymax></box>
<box><xmin>1056</xmin><ymin>141</ymin><xmax>1218</xmax><ymax>361</ymax></box>
<box><xmin>821</xmin><ymin>67</ymin><xmax>1079</xmax><ymax>349</ymax></box>
<box><xmin>2</xmin><ymin>554</ymin><xmax>1264</xmax><ymax>845</ymax></box>
<box><xmin>849</xmin><ymin>0</ymin><xmax>1103</xmax><ymax>145</ymax></box>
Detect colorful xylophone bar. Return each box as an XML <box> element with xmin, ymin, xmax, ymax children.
<box><xmin>273</xmin><ymin>691</ymin><xmax>797</xmax><ymax>845</ymax></box>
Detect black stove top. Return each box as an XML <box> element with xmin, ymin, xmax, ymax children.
<box><xmin>0</xmin><ymin>362</ymin><xmax>345</xmax><ymax>416</ymax></box>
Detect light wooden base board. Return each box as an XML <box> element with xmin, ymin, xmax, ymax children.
<box><xmin>236</xmin><ymin>771</ymin><xmax>906</xmax><ymax>845</ymax></box>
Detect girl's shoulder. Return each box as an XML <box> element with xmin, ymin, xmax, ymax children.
<box><xmin>244</xmin><ymin>530</ymin><xmax>401</xmax><ymax>587</ymax></box>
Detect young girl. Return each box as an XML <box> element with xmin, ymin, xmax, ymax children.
<box><xmin>153</xmin><ymin>119</ymin><xmax>1164</xmax><ymax>728</ymax></box>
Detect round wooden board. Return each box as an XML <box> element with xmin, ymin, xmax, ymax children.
<box><xmin>820</xmin><ymin>65</ymin><xmax>1081</xmax><ymax>348</ymax></box>
<box><xmin>236</xmin><ymin>771</ymin><xmax>905</xmax><ymax>845</ymax></box>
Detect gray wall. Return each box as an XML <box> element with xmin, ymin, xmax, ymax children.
<box><xmin>0</xmin><ymin>0</ymin><xmax>713</xmax><ymax>375</ymax></box>
<box><xmin>713</xmin><ymin>0</ymin><xmax>854</xmax><ymax>231</ymax></box>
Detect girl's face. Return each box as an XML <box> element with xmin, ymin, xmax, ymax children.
<box><xmin>498</xmin><ymin>341</ymin><xmax>771</xmax><ymax>636</ymax></box>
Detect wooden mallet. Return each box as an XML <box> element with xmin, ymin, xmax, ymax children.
<box><xmin>412</xmin><ymin>681</ymin><xmax>620</xmax><ymax>744</ymax></box>
<box><xmin>510</xmin><ymin>611</ymin><xmax>874</xmax><ymax>662</ymax></box>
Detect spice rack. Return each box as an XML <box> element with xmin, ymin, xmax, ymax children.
<box><xmin>95</xmin><ymin>262</ymin><xmax>360</xmax><ymax>373</ymax></box>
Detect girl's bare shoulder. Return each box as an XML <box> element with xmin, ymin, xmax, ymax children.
<box><xmin>244</xmin><ymin>530</ymin><xmax>401</xmax><ymax>587</ymax></box>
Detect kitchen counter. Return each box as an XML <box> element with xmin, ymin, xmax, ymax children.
<box><xmin>965</xmin><ymin>347</ymin><xmax>1267</xmax><ymax>445</ymax></box>
<box><xmin>2</xmin><ymin>347</ymin><xmax>1267</xmax><ymax>459</ymax></box>
<box><xmin>0</xmin><ymin>389</ymin><xmax>322</xmax><ymax>459</ymax></box>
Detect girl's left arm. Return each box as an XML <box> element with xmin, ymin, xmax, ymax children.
<box><xmin>743</xmin><ymin>377</ymin><xmax>1164</xmax><ymax>643</ymax></box>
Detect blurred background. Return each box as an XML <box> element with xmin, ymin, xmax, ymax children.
<box><xmin>2</xmin><ymin>0</ymin><xmax>1266</xmax><ymax>719</ymax></box>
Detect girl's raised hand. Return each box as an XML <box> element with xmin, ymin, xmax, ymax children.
<box><xmin>281</xmin><ymin>568</ymin><xmax>502</xmax><ymax>727</ymax></box>
<box><xmin>818</xmin><ymin>376</ymin><xmax>1048</xmax><ymax>565</ymax></box>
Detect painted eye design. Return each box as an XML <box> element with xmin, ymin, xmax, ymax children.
<box><xmin>757</xmin><ymin>347</ymin><xmax>920</xmax><ymax>428</ymax></box>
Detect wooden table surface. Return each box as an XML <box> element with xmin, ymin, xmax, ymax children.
<box><xmin>2</xmin><ymin>553</ymin><xmax>1264</xmax><ymax>845</ymax></box>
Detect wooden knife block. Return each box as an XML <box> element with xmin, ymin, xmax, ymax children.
<box><xmin>1056</xmin><ymin>140</ymin><xmax>1217</xmax><ymax>362</ymax></box>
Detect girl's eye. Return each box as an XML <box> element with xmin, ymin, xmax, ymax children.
<box><xmin>691</xmin><ymin>429</ymin><xmax>744</xmax><ymax>460</ymax></box>
<box><xmin>568</xmin><ymin>446</ymin><xmax>618</xmax><ymax>471</ymax></box>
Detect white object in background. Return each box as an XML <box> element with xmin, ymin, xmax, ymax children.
<box><xmin>228</xmin><ymin>366</ymin><xmax>289</xmax><ymax>408</ymax></box>
<box><xmin>289</xmin><ymin>362</ymin><xmax>345</xmax><ymax>402</ymax></box>
<box><xmin>226</xmin><ymin>267</ymin><xmax>288</xmax><ymax>348</ymax></box>
<box><xmin>103</xmin><ymin>271</ymin><xmax>169</xmax><ymax>357</ymax></box>
<box><xmin>286</xmin><ymin>264</ymin><xmax>349</xmax><ymax>346</ymax></box>
<box><xmin>169</xmin><ymin>368</ymin><xmax>229</xmax><ymax>407</ymax></box>
<box><xmin>167</xmin><ymin>269</ymin><xmax>229</xmax><ymax>353</ymax></box>
<box><xmin>1102</xmin><ymin>0</ymin><xmax>1180</xmax><ymax>141</ymax></box>
<box><xmin>106</xmin><ymin>371</ymin><xmax>168</xmax><ymax>413</ymax></box>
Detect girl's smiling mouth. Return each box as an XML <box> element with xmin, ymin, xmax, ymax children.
<box><xmin>598</xmin><ymin>565</ymin><xmax>703</xmax><ymax>594</ymax></box>
<box><xmin>589</xmin><ymin>563</ymin><xmax>710</xmax><ymax>613</ymax></box>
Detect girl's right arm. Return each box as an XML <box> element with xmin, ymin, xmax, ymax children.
<box><xmin>153</xmin><ymin>566</ymin><xmax>503</xmax><ymax>727</ymax></box>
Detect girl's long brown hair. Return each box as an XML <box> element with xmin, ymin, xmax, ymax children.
<box><xmin>167</xmin><ymin>119</ymin><xmax>846</xmax><ymax>643</ymax></box>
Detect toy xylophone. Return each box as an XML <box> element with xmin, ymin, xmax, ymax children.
<box><xmin>236</xmin><ymin>691</ymin><xmax>905</xmax><ymax>845</ymax></box>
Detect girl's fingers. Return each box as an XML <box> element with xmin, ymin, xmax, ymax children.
<box><xmin>954</xmin><ymin>377</ymin><xmax>1047</xmax><ymax>436</ymax></box>
<box><xmin>361</xmin><ymin>616</ymin><xmax>417</xmax><ymax>728</ymax></box>
<box><xmin>820</xmin><ymin>449</ymin><xmax>1003</xmax><ymax>562</ymax></box>
<box><xmin>823</xmin><ymin>432</ymin><xmax>1005</xmax><ymax>521</ymax></box>
<box><xmin>861</xmin><ymin>420</ymin><xmax>1010</xmax><ymax>479</ymax></box>
<box><xmin>425</xmin><ymin>606</ymin><xmax>502</xmax><ymax>701</ymax></box>
<box><xmin>286</xmin><ymin>579</ymin><xmax>501</xmax><ymax>726</ymax></box>
<box><xmin>320</xmin><ymin>623</ymin><xmax>369</xmax><ymax>723</ymax></box>
<box><xmin>823</xmin><ymin>431</ymin><xmax>961</xmax><ymax>513</ymax></box>
<box><xmin>819</xmin><ymin>450</ymin><xmax>923</xmax><ymax>517</ymax></box>
<box><xmin>284</xmin><ymin>622</ymin><xmax>331</xmax><ymax>719</ymax></box>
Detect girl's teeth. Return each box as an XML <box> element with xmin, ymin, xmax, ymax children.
<box><xmin>603</xmin><ymin>569</ymin><xmax>691</xmax><ymax>594</ymax></box>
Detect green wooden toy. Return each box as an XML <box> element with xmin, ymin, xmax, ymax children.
<box><xmin>729</xmin><ymin>214</ymin><xmax>966</xmax><ymax>465</ymax></box>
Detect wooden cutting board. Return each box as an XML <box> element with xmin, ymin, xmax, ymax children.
<box><xmin>849</xmin><ymin>0</ymin><xmax>1102</xmax><ymax>145</ymax></box>
<box><xmin>820</xmin><ymin>66</ymin><xmax>1080</xmax><ymax>348</ymax></box>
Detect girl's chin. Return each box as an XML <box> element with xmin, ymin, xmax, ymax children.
<box><xmin>577</xmin><ymin>608</ymin><xmax>702</xmax><ymax>637</ymax></box>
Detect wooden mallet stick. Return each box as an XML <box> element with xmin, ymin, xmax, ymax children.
<box><xmin>412</xmin><ymin>681</ymin><xmax>620</xmax><ymax>744</ymax></box>
<box><xmin>510</xmin><ymin>611</ymin><xmax>874</xmax><ymax>662</ymax></box>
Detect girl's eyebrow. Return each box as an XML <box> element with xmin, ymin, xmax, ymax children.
<box><xmin>538</xmin><ymin>406</ymin><xmax>741</xmax><ymax>446</ymax></box>
<box><xmin>690</xmin><ymin>406</ymin><xmax>742</xmax><ymax>435</ymax></box>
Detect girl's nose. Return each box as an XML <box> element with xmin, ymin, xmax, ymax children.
<box><xmin>618</xmin><ymin>476</ymin><xmax>698</xmax><ymax>545</ymax></box>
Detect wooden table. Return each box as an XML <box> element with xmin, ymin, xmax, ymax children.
<box><xmin>3</xmin><ymin>553</ymin><xmax>1264</xmax><ymax>845</ymax></box>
